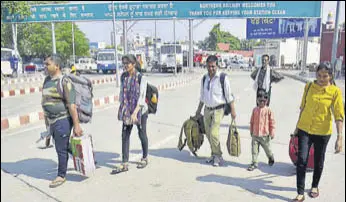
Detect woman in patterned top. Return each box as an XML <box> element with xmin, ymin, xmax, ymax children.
<box><xmin>111</xmin><ymin>54</ymin><xmax>149</xmax><ymax>174</ymax></box>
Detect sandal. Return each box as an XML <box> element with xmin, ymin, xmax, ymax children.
<box><xmin>309</xmin><ymin>188</ymin><xmax>319</xmax><ymax>198</ymax></box>
<box><xmin>110</xmin><ymin>163</ymin><xmax>129</xmax><ymax>175</ymax></box>
<box><xmin>49</xmin><ymin>177</ymin><xmax>66</xmax><ymax>188</ymax></box>
<box><xmin>247</xmin><ymin>164</ymin><xmax>257</xmax><ymax>171</ymax></box>
<box><xmin>292</xmin><ymin>195</ymin><xmax>305</xmax><ymax>202</ymax></box>
<box><xmin>137</xmin><ymin>158</ymin><xmax>148</xmax><ymax>169</ymax></box>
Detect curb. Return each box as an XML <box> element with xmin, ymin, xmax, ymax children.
<box><xmin>1</xmin><ymin>76</ymin><xmax>117</xmax><ymax>98</ymax></box>
<box><xmin>279</xmin><ymin>72</ymin><xmax>312</xmax><ymax>84</ymax></box>
<box><xmin>1</xmin><ymin>76</ymin><xmax>45</xmax><ymax>85</ymax></box>
<box><xmin>1</xmin><ymin>75</ymin><xmax>199</xmax><ymax>131</ymax></box>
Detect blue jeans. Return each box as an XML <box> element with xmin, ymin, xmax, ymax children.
<box><xmin>50</xmin><ymin>117</ymin><xmax>73</xmax><ymax>178</ymax></box>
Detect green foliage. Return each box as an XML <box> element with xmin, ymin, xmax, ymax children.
<box><xmin>1</xmin><ymin>1</ymin><xmax>31</xmax><ymax>47</ymax></box>
<box><xmin>198</xmin><ymin>23</ymin><xmax>241</xmax><ymax>51</ymax></box>
<box><xmin>16</xmin><ymin>22</ymin><xmax>89</xmax><ymax>60</ymax></box>
<box><xmin>1</xmin><ymin>1</ymin><xmax>89</xmax><ymax>62</ymax></box>
<box><xmin>1</xmin><ymin>1</ymin><xmax>31</xmax><ymax>19</ymax></box>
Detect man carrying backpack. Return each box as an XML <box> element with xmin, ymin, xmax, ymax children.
<box><xmin>41</xmin><ymin>54</ymin><xmax>83</xmax><ymax>188</ymax></box>
<box><xmin>196</xmin><ymin>55</ymin><xmax>237</xmax><ymax>167</ymax></box>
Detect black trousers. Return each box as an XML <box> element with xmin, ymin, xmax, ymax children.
<box><xmin>122</xmin><ymin>113</ymin><xmax>148</xmax><ymax>163</ymax></box>
<box><xmin>296</xmin><ymin>129</ymin><xmax>331</xmax><ymax>195</ymax></box>
<box><xmin>256</xmin><ymin>87</ymin><xmax>272</xmax><ymax>106</ymax></box>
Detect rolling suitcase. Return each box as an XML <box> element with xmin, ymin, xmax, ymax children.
<box><xmin>289</xmin><ymin>134</ymin><xmax>314</xmax><ymax>169</ymax></box>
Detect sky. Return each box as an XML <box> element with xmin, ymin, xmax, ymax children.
<box><xmin>74</xmin><ymin>1</ymin><xmax>345</xmax><ymax>44</ymax></box>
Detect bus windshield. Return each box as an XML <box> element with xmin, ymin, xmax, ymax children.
<box><xmin>161</xmin><ymin>45</ymin><xmax>182</xmax><ymax>54</ymax></box>
<box><xmin>1</xmin><ymin>49</ymin><xmax>12</xmax><ymax>61</ymax></box>
<box><xmin>97</xmin><ymin>53</ymin><xmax>122</xmax><ymax>61</ymax></box>
<box><xmin>97</xmin><ymin>53</ymin><xmax>114</xmax><ymax>61</ymax></box>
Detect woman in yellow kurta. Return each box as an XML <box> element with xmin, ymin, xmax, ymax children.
<box><xmin>293</xmin><ymin>63</ymin><xmax>344</xmax><ymax>202</ymax></box>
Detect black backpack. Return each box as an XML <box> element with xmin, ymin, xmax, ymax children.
<box><xmin>121</xmin><ymin>72</ymin><xmax>158</xmax><ymax>114</ymax></box>
<box><xmin>202</xmin><ymin>73</ymin><xmax>232</xmax><ymax>116</ymax></box>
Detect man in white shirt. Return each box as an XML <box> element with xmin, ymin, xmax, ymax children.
<box><xmin>196</xmin><ymin>55</ymin><xmax>237</xmax><ymax>167</ymax></box>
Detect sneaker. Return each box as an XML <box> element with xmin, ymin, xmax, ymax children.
<box><xmin>213</xmin><ymin>156</ymin><xmax>224</xmax><ymax>167</ymax></box>
<box><xmin>268</xmin><ymin>157</ymin><xmax>275</xmax><ymax>166</ymax></box>
<box><xmin>206</xmin><ymin>156</ymin><xmax>214</xmax><ymax>164</ymax></box>
<box><xmin>218</xmin><ymin>156</ymin><xmax>225</xmax><ymax>166</ymax></box>
<box><xmin>247</xmin><ymin>164</ymin><xmax>258</xmax><ymax>171</ymax></box>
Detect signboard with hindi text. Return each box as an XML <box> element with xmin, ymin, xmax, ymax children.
<box><xmin>2</xmin><ymin>1</ymin><xmax>322</xmax><ymax>23</ymax></box>
<box><xmin>246</xmin><ymin>18</ymin><xmax>322</xmax><ymax>39</ymax></box>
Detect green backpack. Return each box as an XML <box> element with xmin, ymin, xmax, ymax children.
<box><xmin>177</xmin><ymin>115</ymin><xmax>205</xmax><ymax>156</ymax></box>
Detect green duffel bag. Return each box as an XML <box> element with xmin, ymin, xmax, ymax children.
<box><xmin>227</xmin><ymin>119</ymin><xmax>241</xmax><ymax>157</ymax></box>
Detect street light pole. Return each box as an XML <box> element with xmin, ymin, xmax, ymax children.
<box><xmin>72</xmin><ymin>22</ymin><xmax>76</xmax><ymax>65</ymax></box>
<box><xmin>123</xmin><ymin>20</ymin><xmax>128</xmax><ymax>54</ymax></box>
<box><xmin>154</xmin><ymin>20</ymin><xmax>157</xmax><ymax>62</ymax></box>
<box><xmin>189</xmin><ymin>19</ymin><xmax>193</xmax><ymax>69</ymax></box>
<box><xmin>331</xmin><ymin>1</ymin><xmax>341</xmax><ymax>75</ymax></box>
<box><xmin>173</xmin><ymin>18</ymin><xmax>177</xmax><ymax>76</ymax></box>
<box><xmin>51</xmin><ymin>22</ymin><xmax>56</xmax><ymax>54</ymax></box>
<box><xmin>112</xmin><ymin>1</ymin><xmax>120</xmax><ymax>88</ymax></box>
<box><xmin>301</xmin><ymin>18</ymin><xmax>309</xmax><ymax>75</ymax></box>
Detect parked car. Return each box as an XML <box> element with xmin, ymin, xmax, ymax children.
<box><xmin>24</xmin><ymin>58</ymin><xmax>44</xmax><ymax>73</ymax></box>
<box><xmin>228</xmin><ymin>60</ymin><xmax>247</xmax><ymax>70</ymax></box>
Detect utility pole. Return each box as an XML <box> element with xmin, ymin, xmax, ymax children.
<box><xmin>301</xmin><ymin>18</ymin><xmax>309</xmax><ymax>75</ymax></box>
<box><xmin>173</xmin><ymin>17</ymin><xmax>177</xmax><ymax>76</ymax></box>
<box><xmin>112</xmin><ymin>1</ymin><xmax>120</xmax><ymax>87</ymax></box>
<box><xmin>51</xmin><ymin>22</ymin><xmax>56</xmax><ymax>54</ymax></box>
<box><xmin>331</xmin><ymin>1</ymin><xmax>341</xmax><ymax>75</ymax></box>
<box><xmin>72</xmin><ymin>22</ymin><xmax>76</xmax><ymax>65</ymax></box>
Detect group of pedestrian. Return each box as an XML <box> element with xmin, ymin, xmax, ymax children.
<box><xmin>194</xmin><ymin>54</ymin><xmax>344</xmax><ymax>202</ymax></box>
<box><xmin>41</xmin><ymin>53</ymin><xmax>344</xmax><ymax>202</ymax></box>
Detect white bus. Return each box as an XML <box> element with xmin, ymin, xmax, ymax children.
<box><xmin>1</xmin><ymin>48</ymin><xmax>23</xmax><ymax>77</ymax></box>
<box><xmin>158</xmin><ymin>44</ymin><xmax>183</xmax><ymax>73</ymax></box>
<box><xmin>96</xmin><ymin>49</ymin><xmax>122</xmax><ymax>74</ymax></box>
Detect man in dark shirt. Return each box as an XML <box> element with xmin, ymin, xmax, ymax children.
<box><xmin>42</xmin><ymin>54</ymin><xmax>83</xmax><ymax>188</ymax></box>
<box><xmin>251</xmin><ymin>54</ymin><xmax>283</xmax><ymax>106</ymax></box>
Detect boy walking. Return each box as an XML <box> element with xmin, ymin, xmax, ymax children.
<box><xmin>248</xmin><ymin>89</ymin><xmax>275</xmax><ymax>171</ymax></box>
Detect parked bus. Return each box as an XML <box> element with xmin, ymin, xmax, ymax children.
<box><xmin>96</xmin><ymin>49</ymin><xmax>122</xmax><ymax>74</ymax></box>
<box><xmin>158</xmin><ymin>43</ymin><xmax>183</xmax><ymax>73</ymax></box>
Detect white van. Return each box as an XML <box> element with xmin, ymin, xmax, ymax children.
<box><xmin>75</xmin><ymin>58</ymin><xmax>97</xmax><ymax>73</ymax></box>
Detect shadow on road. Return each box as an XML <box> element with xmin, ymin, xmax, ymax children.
<box><xmin>257</xmin><ymin>162</ymin><xmax>296</xmax><ymax>177</ymax></box>
<box><xmin>1</xmin><ymin>158</ymin><xmax>87</xmax><ymax>182</ymax></box>
<box><xmin>131</xmin><ymin>148</ymin><xmax>248</xmax><ymax>169</ymax></box>
<box><xmin>94</xmin><ymin>151</ymin><xmax>120</xmax><ymax>169</ymax></box>
<box><xmin>196</xmin><ymin>174</ymin><xmax>295</xmax><ymax>201</ymax></box>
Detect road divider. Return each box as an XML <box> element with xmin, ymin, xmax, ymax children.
<box><xmin>1</xmin><ymin>76</ymin><xmax>118</xmax><ymax>98</ymax></box>
<box><xmin>1</xmin><ymin>75</ymin><xmax>200</xmax><ymax>131</ymax></box>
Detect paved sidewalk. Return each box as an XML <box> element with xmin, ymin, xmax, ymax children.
<box><xmin>1</xmin><ymin>72</ymin><xmax>344</xmax><ymax>202</ymax></box>
<box><xmin>278</xmin><ymin>70</ymin><xmax>345</xmax><ymax>100</ymax></box>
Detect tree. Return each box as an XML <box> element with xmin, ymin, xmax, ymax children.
<box><xmin>2</xmin><ymin>1</ymin><xmax>89</xmax><ymax>64</ymax></box>
<box><xmin>199</xmin><ymin>23</ymin><xmax>241</xmax><ymax>51</ymax></box>
<box><xmin>1</xmin><ymin>1</ymin><xmax>31</xmax><ymax>47</ymax></box>
<box><xmin>105</xmin><ymin>45</ymin><xmax>114</xmax><ymax>49</ymax></box>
